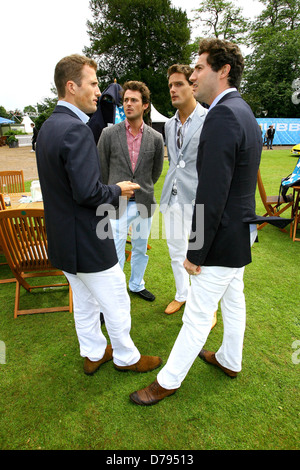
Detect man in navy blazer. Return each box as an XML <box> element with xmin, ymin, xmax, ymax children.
<box><xmin>130</xmin><ymin>39</ymin><xmax>272</xmax><ymax>405</ymax></box>
<box><xmin>36</xmin><ymin>54</ymin><xmax>162</xmax><ymax>376</ymax></box>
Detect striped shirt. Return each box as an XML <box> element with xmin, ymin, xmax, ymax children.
<box><xmin>125</xmin><ymin>119</ymin><xmax>144</xmax><ymax>171</ymax></box>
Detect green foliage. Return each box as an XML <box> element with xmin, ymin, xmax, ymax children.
<box><xmin>192</xmin><ymin>0</ymin><xmax>250</xmax><ymax>44</ymax></box>
<box><xmin>0</xmin><ymin>105</ymin><xmax>10</xmax><ymax>119</ymax></box>
<box><xmin>6</xmin><ymin>135</ymin><xmax>18</xmax><ymax>144</ymax></box>
<box><xmin>0</xmin><ymin>151</ymin><xmax>299</xmax><ymax>450</ymax></box>
<box><xmin>84</xmin><ymin>0</ymin><xmax>192</xmax><ymax>115</ymax></box>
<box><xmin>34</xmin><ymin>96</ymin><xmax>58</xmax><ymax>131</ymax></box>
<box><xmin>242</xmin><ymin>0</ymin><xmax>300</xmax><ymax>117</ymax></box>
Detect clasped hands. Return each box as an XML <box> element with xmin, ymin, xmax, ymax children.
<box><xmin>117</xmin><ymin>181</ymin><xmax>140</xmax><ymax>199</ymax></box>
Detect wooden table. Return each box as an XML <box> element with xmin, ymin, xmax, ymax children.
<box><xmin>7</xmin><ymin>192</ymin><xmax>43</xmax><ymax>210</ymax></box>
<box><xmin>290</xmin><ymin>186</ymin><xmax>300</xmax><ymax>242</ymax></box>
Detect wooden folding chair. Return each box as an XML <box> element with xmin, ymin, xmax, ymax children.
<box><xmin>0</xmin><ymin>209</ymin><xmax>72</xmax><ymax>318</ymax></box>
<box><xmin>0</xmin><ymin>170</ymin><xmax>25</xmax><ymax>193</ymax></box>
<box><xmin>256</xmin><ymin>169</ymin><xmax>293</xmax><ymax>231</ymax></box>
<box><xmin>0</xmin><ymin>193</ymin><xmax>16</xmax><ymax>283</ymax></box>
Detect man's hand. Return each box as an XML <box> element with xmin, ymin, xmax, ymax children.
<box><xmin>116</xmin><ymin>181</ymin><xmax>140</xmax><ymax>199</ymax></box>
<box><xmin>183</xmin><ymin>258</ymin><xmax>201</xmax><ymax>276</ymax></box>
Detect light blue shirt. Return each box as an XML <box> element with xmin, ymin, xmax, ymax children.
<box><xmin>208</xmin><ymin>88</ymin><xmax>237</xmax><ymax>112</ymax></box>
<box><xmin>57</xmin><ymin>100</ymin><xmax>89</xmax><ymax>124</ymax></box>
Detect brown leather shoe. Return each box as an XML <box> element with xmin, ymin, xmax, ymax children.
<box><xmin>114</xmin><ymin>355</ymin><xmax>162</xmax><ymax>373</ymax></box>
<box><xmin>84</xmin><ymin>344</ymin><xmax>113</xmax><ymax>375</ymax></box>
<box><xmin>164</xmin><ymin>300</ymin><xmax>185</xmax><ymax>315</ymax></box>
<box><xmin>198</xmin><ymin>349</ymin><xmax>238</xmax><ymax>378</ymax></box>
<box><xmin>130</xmin><ymin>379</ymin><xmax>178</xmax><ymax>405</ymax></box>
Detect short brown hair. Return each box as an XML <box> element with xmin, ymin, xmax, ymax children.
<box><xmin>122</xmin><ymin>81</ymin><xmax>151</xmax><ymax>114</ymax></box>
<box><xmin>167</xmin><ymin>64</ymin><xmax>194</xmax><ymax>84</ymax></box>
<box><xmin>54</xmin><ymin>54</ymin><xmax>97</xmax><ymax>98</ymax></box>
<box><xmin>198</xmin><ymin>39</ymin><xmax>244</xmax><ymax>89</ymax></box>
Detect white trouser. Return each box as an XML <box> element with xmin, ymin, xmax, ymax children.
<box><xmin>110</xmin><ymin>201</ymin><xmax>152</xmax><ymax>292</ymax></box>
<box><xmin>163</xmin><ymin>202</ymin><xmax>193</xmax><ymax>302</ymax></box>
<box><xmin>63</xmin><ymin>264</ymin><xmax>140</xmax><ymax>366</ymax></box>
<box><xmin>157</xmin><ymin>229</ymin><xmax>257</xmax><ymax>390</ymax></box>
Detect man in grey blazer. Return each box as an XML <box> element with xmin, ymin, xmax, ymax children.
<box><xmin>160</xmin><ymin>65</ymin><xmax>211</xmax><ymax>317</ymax></box>
<box><xmin>98</xmin><ymin>81</ymin><xmax>164</xmax><ymax>301</ymax></box>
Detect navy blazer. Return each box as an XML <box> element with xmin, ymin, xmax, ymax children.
<box><xmin>187</xmin><ymin>91</ymin><xmax>273</xmax><ymax>268</ymax></box>
<box><xmin>36</xmin><ymin>105</ymin><xmax>121</xmax><ymax>274</ymax></box>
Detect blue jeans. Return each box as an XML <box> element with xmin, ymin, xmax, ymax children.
<box><xmin>110</xmin><ymin>201</ymin><xmax>152</xmax><ymax>292</ymax></box>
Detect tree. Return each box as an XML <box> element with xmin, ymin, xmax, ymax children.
<box><xmin>84</xmin><ymin>0</ymin><xmax>193</xmax><ymax>115</ymax></box>
<box><xmin>192</xmin><ymin>0</ymin><xmax>250</xmax><ymax>44</ymax></box>
<box><xmin>0</xmin><ymin>106</ymin><xmax>10</xmax><ymax>119</ymax></box>
<box><xmin>242</xmin><ymin>0</ymin><xmax>300</xmax><ymax>117</ymax></box>
<box><xmin>35</xmin><ymin>93</ymin><xmax>58</xmax><ymax>130</ymax></box>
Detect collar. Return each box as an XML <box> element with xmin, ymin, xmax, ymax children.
<box><xmin>175</xmin><ymin>102</ymin><xmax>198</xmax><ymax>124</ymax></box>
<box><xmin>125</xmin><ymin>118</ymin><xmax>144</xmax><ymax>134</ymax></box>
<box><xmin>208</xmin><ymin>88</ymin><xmax>237</xmax><ymax>112</ymax></box>
<box><xmin>57</xmin><ymin>100</ymin><xmax>90</xmax><ymax>124</ymax></box>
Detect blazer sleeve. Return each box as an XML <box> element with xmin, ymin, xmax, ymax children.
<box><xmin>152</xmin><ymin>133</ymin><xmax>164</xmax><ymax>184</ymax></box>
<box><xmin>62</xmin><ymin>122</ymin><xmax>121</xmax><ymax>207</ymax></box>
<box><xmin>187</xmin><ymin>105</ymin><xmax>241</xmax><ymax>266</ymax></box>
<box><xmin>97</xmin><ymin>127</ymin><xmax>110</xmax><ymax>185</ymax></box>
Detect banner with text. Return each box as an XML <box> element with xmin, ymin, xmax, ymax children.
<box><xmin>256</xmin><ymin>118</ymin><xmax>300</xmax><ymax>145</ymax></box>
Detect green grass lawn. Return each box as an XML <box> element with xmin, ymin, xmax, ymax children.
<box><xmin>0</xmin><ymin>148</ymin><xmax>299</xmax><ymax>450</ymax></box>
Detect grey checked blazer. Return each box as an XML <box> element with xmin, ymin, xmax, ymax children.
<box><xmin>98</xmin><ymin>121</ymin><xmax>164</xmax><ymax>218</ymax></box>
<box><xmin>160</xmin><ymin>103</ymin><xmax>207</xmax><ymax>212</ymax></box>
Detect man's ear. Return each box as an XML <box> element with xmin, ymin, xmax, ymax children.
<box><xmin>220</xmin><ymin>64</ymin><xmax>231</xmax><ymax>80</ymax></box>
<box><xmin>66</xmin><ymin>80</ymin><xmax>76</xmax><ymax>96</ymax></box>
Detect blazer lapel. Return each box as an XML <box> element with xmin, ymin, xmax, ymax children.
<box><xmin>180</xmin><ymin>105</ymin><xmax>206</xmax><ymax>153</ymax></box>
<box><xmin>167</xmin><ymin>119</ymin><xmax>178</xmax><ymax>163</ymax></box>
<box><xmin>117</xmin><ymin>122</ymin><xmax>133</xmax><ymax>173</ymax></box>
<box><xmin>180</xmin><ymin>114</ymin><xmax>201</xmax><ymax>153</ymax></box>
<box><xmin>133</xmin><ymin>125</ymin><xmax>148</xmax><ymax>173</ymax></box>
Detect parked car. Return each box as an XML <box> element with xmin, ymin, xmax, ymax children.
<box><xmin>291</xmin><ymin>143</ymin><xmax>300</xmax><ymax>155</ymax></box>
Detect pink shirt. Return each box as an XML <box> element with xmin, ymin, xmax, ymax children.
<box><xmin>125</xmin><ymin>119</ymin><xmax>144</xmax><ymax>171</ymax></box>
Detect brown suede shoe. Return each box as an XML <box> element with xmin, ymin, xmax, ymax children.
<box><xmin>198</xmin><ymin>349</ymin><xmax>238</xmax><ymax>378</ymax></box>
<box><xmin>114</xmin><ymin>355</ymin><xmax>162</xmax><ymax>373</ymax></box>
<box><xmin>164</xmin><ymin>300</ymin><xmax>185</xmax><ymax>315</ymax></box>
<box><xmin>130</xmin><ymin>379</ymin><xmax>178</xmax><ymax>406</ymax></box>
<box><xmin>84</xmin><ymin>344</ymin><xmax>113</xmax><ymax>375</ymax></box>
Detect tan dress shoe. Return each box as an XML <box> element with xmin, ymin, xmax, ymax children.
<box><xmin>114</xmin><ymin>355</ymin><xmax>162</xmax><ymax>373</ymax></box>
<box><xmin>211</xmin><ymin>311</ymin><xmax>217</xmax><ymax>329</ymax></box>
<box><xmin>164</xmin><ymin>300</ymin><xmax>185</xmax><ymax>315</ymax></box>
<box><xmin>198</xmin><ymin>349</ymin><xmax>238</xmax><ymax>378</ymax></box>
<box><xmin>84</xmin><ymin>344</ymin><xmax>113</xmax><ymax>375</ymax></box>
<box><xmin>130</xmin><ymin>379</ymin><xmax>178</xmax><ymax>405</ymax></box>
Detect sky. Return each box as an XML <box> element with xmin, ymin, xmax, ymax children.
<box><xmin>0</xmin><ymin>0</ymin><xmax>263</xmax><ymax>112</ymax></box>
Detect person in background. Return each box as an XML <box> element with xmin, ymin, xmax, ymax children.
<box><xmin>30</xmin><ymin>122</ymin><xmax>38</xmax><ymax>152</ymax></box>
<box><xmin>36</xmin><ymin>54</ymin><xmax>162</xmax><ymax>376</ymax></box>
<box><xmin>98</xmin><ymin>81</ymin><xmax>164</xmax><ymax>302</ymax></box>
<box><xmin>266</xmin><ymin>124</ymin><xmax>275</xmax><ymax>149</ymax></box>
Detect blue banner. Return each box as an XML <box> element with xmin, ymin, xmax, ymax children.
<box><xmin>256</xmin><ymin>118</ymin><xmax>300</xmax><ymax>145</ymax></box>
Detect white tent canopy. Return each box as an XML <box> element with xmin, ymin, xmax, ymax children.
<box><xmin>150</xmin><ymin>104</ymin><xmax>169</xmax><ymax>123</ymax></box>
<box><xmin>21</xmin><ymin>115</ymin><xmax>35</xmax><ymax>133</ymax></box>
